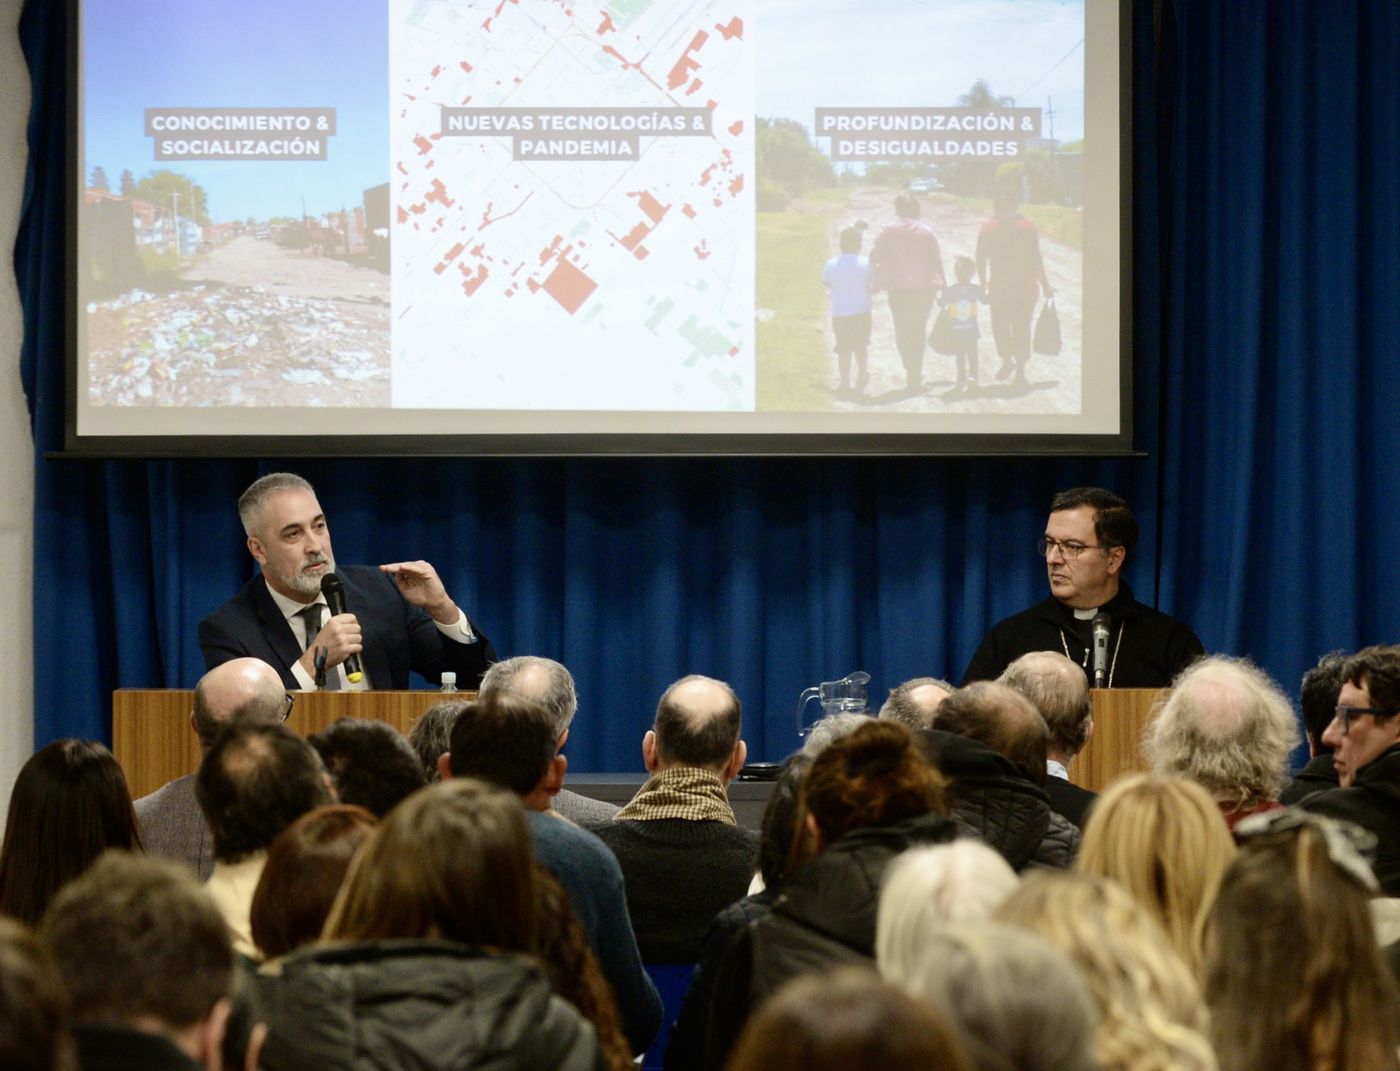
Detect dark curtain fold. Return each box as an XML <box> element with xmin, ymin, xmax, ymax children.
<box><xmin>16</xmin><ymin>0</ymin><xmax>1400</xmax><ymax>769</ymax></box>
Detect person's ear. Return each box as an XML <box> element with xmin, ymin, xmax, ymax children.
<box><xmin>556</xmin><ymin>727</ymin><xmax>570</xmax><ymax>754</ymax></box>
<box><xmin>1083</xmin><ymin>717</ymin><xmax>1095</xmax><ymax>745</ymax></box>
<box><xmin>243</xmin><ymin>1023</ymin><xmax>268</xmax><ymax>1071</ymax></box>
<box><xmin>1105</xmin><ymin>545</ymin><xmax>1126</xmax><ymax>575</ymax></box>
<box><xmin>642</xmin><ymin>730</ymin><xmax>659</xmax><ymax>772</ymax></box>
<box><xmin>543</xmin><ymin>754</ymin><xmax>567</xmax><ymax>796</ymax></box>
<box><xmin>245</xmin><ymin>534</ymin><xmax>268</xmax><ymax>567</ymax></box>
<box><xmin>437</xmin><ymin>753</ymin><xmax>453</xmax><ymax>781</ymax></box>
<box><xmin>722</xmin><ymin>739</ymin><xmax>748</xmax><ymax>781</ymax></box>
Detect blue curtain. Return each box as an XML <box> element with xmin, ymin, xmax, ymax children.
<box><xmin>17</xmin><ymin>1</ymin><xmax>1400</xmax><ymax>771</ymax></box>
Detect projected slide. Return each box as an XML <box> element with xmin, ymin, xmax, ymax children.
<box><xmin>75</xmin><ymin>0</ymin><xmax>1119</xmax><ymax>449</ymax></box>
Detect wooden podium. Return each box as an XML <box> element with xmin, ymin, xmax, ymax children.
<box><xmin>112</xmin><ymin>689</ymin><xmax>460</xmax><ymax>800</ymax></box>
<box><xmin>1069</xmin><ymin>688</ymin><xmax>1165</xmax><ymax>793</ymax></box>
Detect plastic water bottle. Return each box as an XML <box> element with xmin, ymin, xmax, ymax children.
<box><xmin>440</xmin><ymin>672</ymin><xmax>458</xmax><ymax>693</ymax></box>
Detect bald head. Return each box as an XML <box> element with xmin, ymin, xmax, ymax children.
<box><xmin>650</xmin><ymin>675</ymin><xmax>745</xmax><ymax>773</ymax></box>
<box><xmin>879</xmin><ymin>677</ymin><xmax>953</xmax><ymax>730</ymax></box>
<box><xmin>999</xmin><ymin>652</ymin><xmax>1092</xmax><ymax>761</ymax></box>
<box><xmin>192</xmin><ymin>658</ymin><xmax>287</xmax><ymax>751</ymax></box>
<box><xmin>936</xmin><ymin>681</ymin><xmax>1049</xmax><ymax>785</ymax></box>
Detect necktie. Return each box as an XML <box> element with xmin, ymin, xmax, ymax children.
<box><xmin>300</xmin><ymin>603</ymin><xmax>340</xmax><ymax>690</ymax></box>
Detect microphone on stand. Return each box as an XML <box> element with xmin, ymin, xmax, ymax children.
<box><xmin>319</xmin><ymin>572</ymin><xmax>364</xmax><ymax>683</ymax></box>
<box><xmin>1091</xmin><ymin>612</ymin><xmax>1111</xmax><ymax>688</ymax></box>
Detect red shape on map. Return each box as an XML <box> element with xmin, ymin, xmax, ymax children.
<box><xmin>617</xmin><ymin>221</ymin><xmax>650</xmax><ymax>252</ymax></box>
<box><xmin>729</xmin><ymin>120</ymin><xmax>743</xmax><ymax>136</ymax></box>
<box><xmin>435</xmin><ymin>242</ymin><xmax>466</xmax><ymax>274</ymax></box>
<box><xmin>685</xmin><ymin>79</ymin><xmax>703</xmax><ymax>96</ymax></box>
<box><xmin>426</xmin><ymin>179</ymin><xmax>454</xmax><ymax>207</ymax></box>
<box><xmin>539</xmin><ymin>235</ymin><xmax>563</xmax><ymax>265</ymax></box>
<box><xmin>715</xmin><ymin>16</ymin><xmax>743</xmax><ymax>40</ymax></box>
<box><xmin>397</xmin><ymin>206</ymin><xmax>409</xmax><ymax>223</ymax></box>
<box><xmin>683</xmin><ymin>203</ymin><xmax>697</xmax><ymax>219</ymax></box>
<box><xmin>632</xmin><ymin>191</ymin><xmax>668</xmax><ymax>224</ymax></box>
<box><xmin>694</xmin><ymin>240</ymin><xmax>710</xmax><ymax>260</ymax></box>
<box><xmin>414</xmin><ymin>135</ymin><xmax>433</xmax><ymax>155</ymax></box>
<box><xmin>431</xmin><ymin>65</ymin><xmax>442</xmax><ymax>77</ymax></box>
<box><xmin>461</xmin><ymin>263</ymin><xmax>488</xmax><ymax>296</ymax></box>
<box><xmin>460</xmin><ymin>60</ymin><xmax>474</xmax><ymax>73</ymax></box>
<box><xmin>598</xmin><ymin>11</ymin><xmax>615</xmax><ymax>33</ymax></box>
<box><xmin>729</xmin><ymin>174</ymin><xmax>743</xmax><ymax>197</ymax></box>
<box><xmin>542</xmin><ymin>258</ymin><xmax>596</xmax><ymax>314</ymax></box>
<box><xmin>668</xmin><ymin>30</ymin><xmax>708</xmax><ymax>89</ymax></box>
<box><xmin>728</xmin><ymin>345</ymin><xmax>739</xmax><ymax>356</ymax></box>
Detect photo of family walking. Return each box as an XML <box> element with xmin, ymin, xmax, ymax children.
<box><xmin>755</xmin><ymin>0</ymin><xmax>1087</xmax><ymax>417</ymax></box>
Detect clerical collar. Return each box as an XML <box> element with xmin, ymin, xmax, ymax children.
<box><xmin>1072</xmin><ymin>607</ymin><xmax>1098</xmax><ymax>620</ymax></box>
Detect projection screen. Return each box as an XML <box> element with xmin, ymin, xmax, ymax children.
<box><xmin>69</xmin><ymin>0</ymin><xmax>1130</xmax><ymax>456</ymax></box>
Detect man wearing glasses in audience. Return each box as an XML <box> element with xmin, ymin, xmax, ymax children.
<box><xmin>1301</xmin><ymin>645</ymin><xmax>1400</xmax><ymax>894</ymax></box>
<box><xmin>961</xmin><ymin>487</ymin><xmax>1204</xmax><ymax>688</ymax></box>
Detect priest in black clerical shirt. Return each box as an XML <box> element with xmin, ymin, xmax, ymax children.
<box><xmin>961</xmin><ymin>488</ymin><xmax>1204</xmax><ymax>689</ymax></box>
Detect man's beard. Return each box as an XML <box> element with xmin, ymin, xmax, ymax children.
<box><xmin>274</xmin><ymin>552</ymin><xmax>335</xmax><ymax>599</ymax></box>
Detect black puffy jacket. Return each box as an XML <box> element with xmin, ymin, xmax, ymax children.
<box><xmin>255</xmin><ymin>940</ymin><xmax>603</xmax><ymax>1071</ymax></box>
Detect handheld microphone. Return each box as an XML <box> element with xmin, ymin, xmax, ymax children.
<box><xmin>319</xmin><ymin>572</ymin><xmax>364</xmax><ymax>683</ymax></box>
<box><xmin>1091</xmin><ymin>612</ymin><xmax>1111</xmax><ymax>688</ymax></box>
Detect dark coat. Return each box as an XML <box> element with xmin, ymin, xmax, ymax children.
<box><xmin>199</xmin><ymin>564</ymin><xmax>495</xmax><ymax>690</ymax></box>
<box><xmin>1300</xmin><ymin>744</ymin><xmax>1400</xmax><ymax>895</ymax></box>
<box><xmin>255</xmin><ymin>940</ymin><xmax>601</xmax><ymax>1071</ymax></box>
<box><xmin>1280</xmin><ymin>753</ymin><xmax>1340</xmax><ymax>805</ymax></box>
<box><xmin>960</xmin><ymin>581</ymin><xmax>1204</xmax><ymax>688</ymax></box>
<box><xmin>923</xmin><ymin>730</ymin><xmax>1081</xmax><ymax>870</ymax></box>
<box><xmin>1045</xmin><ymin>774</ymin><xmax>1098</xmax><ymax>829</ymax></box>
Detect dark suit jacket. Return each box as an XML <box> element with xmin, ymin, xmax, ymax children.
<box><xmin>199</xmin><ymin>565</ymin><xmax>495</xmax><ymax>689</ymax></box>
<box><xmin>1044</xmin><ymin>774</ymin><xmax>1097</xmax><ymax>830</ymax></box>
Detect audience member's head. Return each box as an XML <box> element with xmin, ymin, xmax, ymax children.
<box><xmin>324</xmin><ymin>778</ymin><xmax>534</xmax><ymax>952</ymax></box>
<box><xmin>0</xmin><ymin>739</ymin><xmax>142</xmax><ymax>926</ymax></box>
<box><xmin>727</xmin><ymin>967</ymin><xmax>971</xmax><ymax>1071</ymax></box>
<box><xmin>479</xmin><ymin>655</ymin><xmax>578</xmax><ymax>740</ymax></box>
<box><xmin>532</xmin><ymin>866</ymin><xmax>632</xmax><ymax>1071</ymax></box>
<box><xmin>1324</xmin><ymin>644</ymin><xmax>1400</xmax><ymax>787</ymax></box>
<box><xmin>795</xmin><ymin>720</ymin><xmax>948</xmax><ymax>865</ymax></box>
<box><xmin>443</xmin><ymin>692</ymin><xmax>564</xmax><ymax>809</ymax></box>
<box><xmin>1299</xmin><ymin>650</ymin><xmax>1348</xmax><ymax>757</ymax></box>
<box><xmin>1146</xmin><ymin>655</ymin><xmax>1300</xmax><ymax>816</ymax></box>
<box><xmin>1207</xmin><ymin>809</ymin><xmax>1399</xmax><ymax>1071</ymax></box>
<box><xmin>936</xmin><ymin>681</ymin><xmax>1050</xmax><ymax>785</ymax></box>
<box><xmin>195</xmin><ymin>722</ymin><xmax>334</xmax><ymax>865</ymax></box>
<box><xmin>190</xmin><ymin>657</ymin><xmax>289</xmax><ymax>752</ymax></box>
<box><xmin>1076</xmin><ymin>773</ymin><xmax>1235</xmax><ymax>975</ymax></box>
<box><xmin>999</xmin><ymin>651</ymin><xmax>1093</xmax><ymax>763</ymax></box>
<box><xmin>40</xmin><ymin>853</ymin><xmax>235</xmax><ymax>1071</ymax></box>
<box><xmin>646</xmin><ymin>675</ymin><xmax>746</xmax><ymax>779</ymax></box>
<box><xmin>309</xmin><ymin>719</ymin><xmax>425</xmax><ymax>818</ymax></box>
<box><xmin>0</xmin><ymin>918</ymin><xmax>72</xmax><ymax>1071</ymax></box>
<box><xmin>249</xmin><ymin>804</ymin><xmax>377</xmax><ymax>960</ymax></box>
<box><xmin>408</xmin><ymin>699</ymin><xmax>466</xmax><ymax>783</ymax></box>
<box><xmin>881</xmin><ymin>921</ymin><xmax>1098</xmax><ymax>1071</ymax></box>
<box><xmin>801</xmin><ymin>713</ymin><xmax>871</xmax><ymax>757</ymax></box>
<box><xmin>876</xmin><ymin>841</ymin><xmax>1019</xmax><ymax>975</ymax></box>
<box><xmin>878</xmin><ymin>677</ymin><xmax>952</xmax><ymax>730</ymax></box>
<box><xmin>996</xmin><ymin>871</ymin><xmax>1216</xmax><ymax>1071</ymax></box>
<box><xmin>756</xmin><ymin>754</ymin><xmax>812</xmax><ymax>892</ymax></box>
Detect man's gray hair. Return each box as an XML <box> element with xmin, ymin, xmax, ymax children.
<box><xmin>1145</xmin><ymin>655</ymin><xmax>1301</xmax><ymax>812</ymax></box>
<box><xmin>801</xmin><ymin>713</ymin><xmax>872</xmax><ymax>758</ymax></box>
<box><xmin>478</xmin><ymin>656</ymin><xmax>577</xmax><ymax>737</ymax></box>
<box><xmin>880</xmin><ymin>921</ymin><xmax>1098</xmax><ymax>1071</ymax></box>
<box><xmin>1000</xmin><ymin>652</ymin><xmax>1092</xmax><ymax>757</ymax></box>
<box><xmin>237</xmin><ymin>472</ymin><xmax>316</xmax><ymax>538</ymax></box>
<box><xmin>879</xmin><ymin>677</ymin><xmax>953</xmax><ymax>730</ymax></box>
<box><xmin>409</xmin><ymin>700</ymin><xmax>467</xmax><ymax>782</ymax></box>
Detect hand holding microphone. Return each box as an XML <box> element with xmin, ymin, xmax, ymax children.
<box><xmin>314</xmin><ymin>572</ymin><xmax>365</xmax><ymax>683</ymax></box>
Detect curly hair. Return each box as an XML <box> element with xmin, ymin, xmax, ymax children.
<box><xmin>995</xmin><ymin>871</ymin><xmax>1218</xmax><ymax>1071</ymax></box>
<box><xmin>1076</xmin><ymin>774</ymin><xmax>1236</xmax><ymax>976</ymax></box>
<box><xmin>1145</xmin><ymin>656</ymin><xmax>1300</xmax><ymax>813</ymax></box>
<box><xmin>1206</xmin><ymin>823</ymin><xmax>1400</xmax><ymax>1071</ymax></box>
<box><xmin>793</xmin><ymin>720</ymin><xmax>948</xmax><ymax>865</ymax></box>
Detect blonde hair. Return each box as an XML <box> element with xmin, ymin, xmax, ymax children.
<box><xmin>876</xmin><ymin>841</ymin><xmax>1019</xmax><ymax>979</ymax></box>
<box><xmin>1076</xmin><ymin>773</ymin><xmax>1235</xmax><ymax>975</ymax></box>
<box><xmin>995</xmin><ymin>871</ymin><xmax>1217</xmax><ymax>1071</ymax></box>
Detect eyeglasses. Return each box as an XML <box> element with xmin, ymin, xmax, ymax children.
<box><xmin>1036</xmin><ymin>537</ymin><xmax>1110</xmax><ymax>560</ymax></box>
<box><xmin>281</xmin><ymin>693</ymin><xmax>296</xmax><ymax>722</ymax></box>
<box><xmin>1234</xmin><ymin>808</ymin><xmax>1379</xmax><ymax>892</ymax></box>
<box><xmin>1333</xmin><ymin>704</ymin><xmax>1400</xmax><ymax>735</ymax></box>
